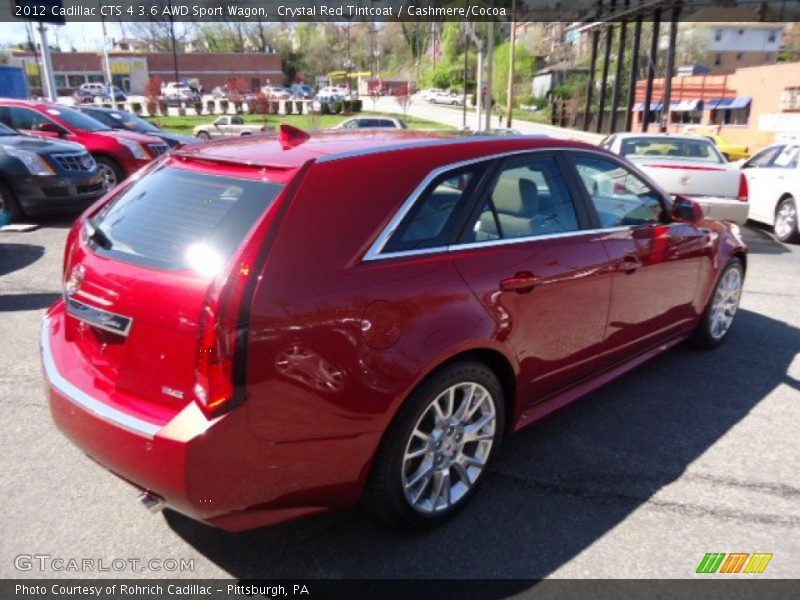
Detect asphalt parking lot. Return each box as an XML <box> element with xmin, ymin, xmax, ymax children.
<box><xmin>1</xmin><ymin>216</ymin><xmax>798</xmax><ymax>580</ymax></box>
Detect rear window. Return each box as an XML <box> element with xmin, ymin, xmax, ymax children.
<box><xmin>91</xmin><ymin>165</ymin><xmax>283</xmax><ymax>270</ymax></box>
<box><xmin>619</xmin><ymin>137</ymin><xmax>723</xmax><ymax>163</ymax></box>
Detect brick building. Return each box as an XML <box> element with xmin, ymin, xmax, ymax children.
<box><xmin>9</xmin><ymin>51</ymin><xmax>283</xmax><ymax>96</ymax></box>
<box><xmin>633</xmin><ymin>61</ymin><xmax>800</xmax><ymax>151</ymax></box>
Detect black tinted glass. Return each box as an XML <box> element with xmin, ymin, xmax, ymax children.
<box><xmin>92</xmin><ymin>165</ymin><xmax>283</xmax><ymax>270</ymax></box>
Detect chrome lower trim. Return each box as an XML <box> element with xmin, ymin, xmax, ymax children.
<box><xmin>40</xmin><ymin>317</ymin><xmax>160</xmax><ymax>438</ymax></box>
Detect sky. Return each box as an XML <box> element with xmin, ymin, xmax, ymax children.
<box><xmin>0</xmin><ymin>22</ymin><xmax>109</xmax><ymax>51</ymax></box>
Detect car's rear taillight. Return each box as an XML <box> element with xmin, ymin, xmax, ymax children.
<box><xmin>191</xmin><ymin>159</ymin><xmax>310</xmax><ymax>420</ymax></box>
<box><xmin>738</xmin><ymin>171</ymin><xmax>749</xmax><ymax>202</ymax></box>
<box><xmin>62</xmin><ymin>221</ymin><xmax>81</xmax><ymax>277</ymax></box>
<box><xmin>193</xmin><ymin>261</ymin><xmax>252</xmax><ymax>419</ymax></box>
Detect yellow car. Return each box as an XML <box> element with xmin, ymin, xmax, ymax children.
<box><xmin>686</xmin><ymin>131</ymin><xmax>749</xmax><ymax>162</ymax></box>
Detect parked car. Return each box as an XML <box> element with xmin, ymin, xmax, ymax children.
<box><xmin>684</xmin><ymin>128</ymin><xmax>750</xmax><ymax>162</ymax></box>
<box><xmin>75</xmin><ymin>106</ymin><xmax>196</xmax><ymax>148</ymax></box>
<box><xmin>100</xmin><ymin>85</ymin><xmax>127</xmax><ymax>103</ymax></box>
<box><xmin>78</xmin><ymin>82</ymin><xmax>105</xmax><ymax>98</ymax></box>
<box><xmin>601</xmin><ymin>133</ymin><xmax>749</xmax><ymax>224</ymax></box>
<box><xmin>192</xmin><ymin>115</ymin><xmax>268</xmax><ymax>140</ymax></box>
<box><xmin>290</xmin><ymin>83</ymin><xmax>314</xmax><ymax>99</ymax></box>
<box><xmin>420</xmin><ymin>88</ymin><xmax>445</xmax><ymax>101</ymax></box>
<box><xmin>0</xmin><ymin>100</ymin><xmax>168</xmax><ymax>188</ymax></box>
<box><xmin>334</xmin><ymin>117</ymin><xmax>408</xmax><ymax>129</ymax></box>
<box><xmin>429</xmin><ymin>91</ymin><xmax>465</xmax><ymax>106</ymax></box>
<box><xmin>0</xmin><ymin>121</ymin><xmax>106</xmax><ymax>223</ymax></box>
<box><xmin>72</xmin><ymin>88</ymin><xmax>95</xmax><ymax>105</ymax></box>
<box><xmin>261</xmin><ymin>85</ymin><xmax>291</xmax><ymax>99</ymax></box>
<box><xmin>42</xmin><ymin>127</ymin><xmax>746</xmax><ymax>531</ymax></box>
<box><xmin>740</xmin><ymin>143</ymin><xmax>800</xmax><ymax>243</ymax></box>
<box><xmin>210</xmin><ymin>86</ymin><xmax>228</xmax><ymax>99</ymax></box>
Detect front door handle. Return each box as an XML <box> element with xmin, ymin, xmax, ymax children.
<box><xmin>500</xmin><ymin>272</ymin><xmax>541</xmax><ymax>293</ymax></box>
<box><xmin>619</xmin><ymin>255</ymin><xmax>642</xmax><ymax>274</ymax></box>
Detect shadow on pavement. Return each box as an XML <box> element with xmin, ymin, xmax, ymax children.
<box><xmin>0</xmin><ymin>292</ymin><xmax>61</xmax><ymax>312</ymax></box>
<box><xmin>742</xmin><ymin>222</ymin><xmax>792</xmax><ymax>255</ymax></box>
<box><xmin>0</xmin><ymin>244</ymin><xmax>46</xmax><ymax>277</ymax></box>
<box><xmin>166</xmin><ymin>308</ymin><xmax>797</xmax><ymax>586</ymax></box>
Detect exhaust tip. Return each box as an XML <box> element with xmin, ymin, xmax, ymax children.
<box><xmin>138</xmin><ymin>491</ymin><xmax>166</xmax><ymax>514</ymax></box>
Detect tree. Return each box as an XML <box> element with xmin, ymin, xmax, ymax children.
<box><xmin>493</xmin><ymin>40</ymin><xmax>537</xmax><ymax>105</ymax></box>
<box><xmin>128</xmin><ymin>21</ymin><xmax>194</xmax><ymax>53</ymax></box>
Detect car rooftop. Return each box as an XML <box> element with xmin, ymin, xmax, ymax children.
<box><xmin>176</xmin><ymin>128</ymin><xmax>583</xmax><ymax>170</ymax></box>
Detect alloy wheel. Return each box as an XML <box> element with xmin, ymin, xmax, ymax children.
<box><xmin>99</xmin><ymin>163</ymin><xmax>118</xmax><ymax>188</ymax></box>
<box><xmin>709</xmin><ymin>266</ymin><xmax>742</xmax><ymax>341</ymax></box>
<box><xmin>402</xmin><ymin>382</ymin><xmax>497</xmax><ymax>514</ymax></box>
<box><xmin>775</xmin><ymin>199</ymin><xmax>797</xmax><ymax>241</ymax></box>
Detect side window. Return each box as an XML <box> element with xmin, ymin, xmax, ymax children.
<box><xmin>570</xmin><ymin>155</ymin><xmax>665</xmax><ymax>227</ymax></box>
<box><xmin>342</xmin><ymin>120</ymin><xmax>358</xmax><ymax>129</ymax></box>
<box><xmin>464</xmin><ymin>156</ymin><xmax>580</xmax><ymax>243</ymax></box>
<box><xmin>772</xmin><ymin>146</ymin><xmax>799</xmax><ymax>169</ymax></box>
<box><xmin>231</xmin><ymin>116</ymin><xmax>244</xmax><ymax>125</ymax></box>
<box><xmin>745</xmin><ymin>145</ymin><xmax>783</xmax><ymax>169</ymax></box>
<box><xmin>383</xmin><ymin>166</ymin><xmax>483</xmax><ymax>253</ymax></box>
<box><xmin>9</xmin><ymin>107</ymin><xmax>50</xmax><ymax>131</ymax></box>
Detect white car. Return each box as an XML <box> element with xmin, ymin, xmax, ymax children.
<box><xmin>601</xmin><ymin>133</ymin><xmax>749</xmax><ymax>225</ymax></box>
<box><xmin>193</xmin><ymin>115</ymin><xmax>267</xmax><ymax>140</ymax></box>
<box><xmin>419</xmin><ymin>88</ymin><xmax>445</xmax><ymax>102</ymax></box>
<box><xmin>429</xmin><ymin>91</ymin><xmax>465</xmax><ymax>106</ymax></box>
<box><xmin>78</xmin><ymin>82</ymin><xmax>105</xmax><ymax>97</ymax></box>
<box><xmin>334</xmin><ymin>117</ymin><xmax>408</xmax><ymax>130</ymax></box>
<box><xmin>261</xmin><ymin>85</ymin><xmax>291</xmax><ymax>99</ymax></box>
<box><xmin>741</xmin><ymin>143</ymin><xmax>800</xmax><ymax>242</ymax></box>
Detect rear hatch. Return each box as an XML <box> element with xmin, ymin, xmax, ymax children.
<box><xmin>62</xmin><ymin>159</ymin><xmax>286</xmax><ymax>423</ymax></box>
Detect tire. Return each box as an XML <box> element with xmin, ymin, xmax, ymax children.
<box><xmin>0</xmin><ymin>181</ymin><xmax>22</xmax><ymax>226</ymax></box>
<box><xmin>240</xmin><ymin>131</ymin><xmax>252</xmax><ymax>136</ymax></box>
<box><xmin>774</xmin><ymin>196</ymin><xmax>800</xmax><ymax>244</ymax></box>
<box><xmin>94</xmin><ymin>156</ymin><xmax>124</xmax><ymax>189</ymax></box>
<box><xmin>196</xmin><ymin>131</ymin><xmax>211</xmax><ymax>140</ymax></box>
<box><xmin>365</xmin><ymin>361</ymin><xmax>505</xmax><ymax>528</ymax></box>
<box><xmin>691</xmin><ymin>257</ymin><xmax>744</xmax><ymax>350</ymax></box>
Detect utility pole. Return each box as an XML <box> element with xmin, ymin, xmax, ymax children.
<box><xmin>167</xmin><ymin>0</ymin><xmax>180</xmax><ymax>84</ymax></box>
<box><xmin>463</xmin><ymin>22</ymin><xmax>469</xmax><ymax>129</ymax></box>
<box><xmin>36</xmin><ymin>24</ymin><xmax>57</xmax><ymax>102</ymax></box>
<box><xmin>484</xmin><ymin>9</ymin><xmax>495</xmax><ymax>131</ymax></box>
<box><xmin>464</xmin><ymin>22</ymin><xmax>484</xmax><ymax>131</ymax></box>
<box><xmin>505</xmin><ymin>0</ymin><xmax>517</xmax><ymax>128</ymax></box>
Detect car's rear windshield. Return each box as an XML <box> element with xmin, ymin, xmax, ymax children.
<box><xmin>91</xmin><ymin>165</ymin><xmax>284</xmax><ymax>270</ymax></box>
<box><xmin>619</xmin><ymin>137</ymin><xmax>724</xmax><ymax>163</ymax></box>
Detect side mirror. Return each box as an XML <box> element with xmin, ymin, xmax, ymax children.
<box><xmin>38</xmin><ymin>122</ymin><xmax>66</xmax><ymax>136</ymax></box>
<box><xmin>672</xmin><ymin>195</ymin><xmax>704</xmax><ymax>223</ymax></box>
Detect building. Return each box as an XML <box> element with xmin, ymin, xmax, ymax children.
<box><xmin>532</xmin><ymin>62</ymin><xmax>589</xmax><ymax>99</ymax></box>
<box><xmin>633</xmin><ymin>61</ymin><xmax>800</xmax><ymax>151</ymax></box>
<box><xmin>678</xmin><ymin>9</ymin><xmax>784</xmax><ymax>73</ymax></box>
<box><xmin>9</xmin><ymin>50</ymin><xmax>283</xmax><ymax>96</ymax></box>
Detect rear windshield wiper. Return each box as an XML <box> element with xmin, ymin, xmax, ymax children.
<box><xmin>85</xmin><ymin>218</ymin><xmax>113</xmax><ymax>250</ymax></box>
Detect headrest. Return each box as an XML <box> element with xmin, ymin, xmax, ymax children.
<box><xmin>493</xmin><ymin>177</ymin><xmax>538</xmax><ymax>217</ymax></box>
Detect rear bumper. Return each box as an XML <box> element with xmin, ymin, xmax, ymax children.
<box><xmin>692</xmin><ymin>197</ymin><xmax>749</xmax><ymax>225</ymax></box>
<box><xmin>41</xmin><ymin>304</ymin><xmax>376</xmax><ymax>530</ymax></box>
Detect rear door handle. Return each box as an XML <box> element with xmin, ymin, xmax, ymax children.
<box><xmin>619</xmin><ymin>255</ymin><xmax>642</xmax><ymax>274</ymax></box>
<box><xmin>500</xmin><ymin>272</ymin><xmax>541</xmax><ymax>293</ymax></box>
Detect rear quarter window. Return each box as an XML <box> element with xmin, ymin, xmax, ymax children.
<box><xmin>90</xmin><ymin>165</ymin><xmax>283</xmax><ymax>270</ymax></box>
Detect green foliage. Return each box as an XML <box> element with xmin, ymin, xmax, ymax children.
<box><xmin>493</xmin><ymin>41</ymin><xmax>538</xmax><ymax>98</ymax></box>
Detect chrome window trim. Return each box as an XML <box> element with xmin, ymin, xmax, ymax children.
<box><xmin>40</xmin><ymin>317</ymin><xmax>161</xmax><ymax>438</ymax></box>
<box><xmin>365</xmin><ymin>227</ymin><xmax>632</xmax><ymax>262</ymax></box>
<box><xmin>362</xmin><ymin>146</ymin><xmax>670</xmax><ymax>263</ymax></box>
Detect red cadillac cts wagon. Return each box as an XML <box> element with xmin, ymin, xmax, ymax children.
<box><xmin>42</xmin><ymin>127</ymin><xmax>746</xmax><ymax>530</ymax></box>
